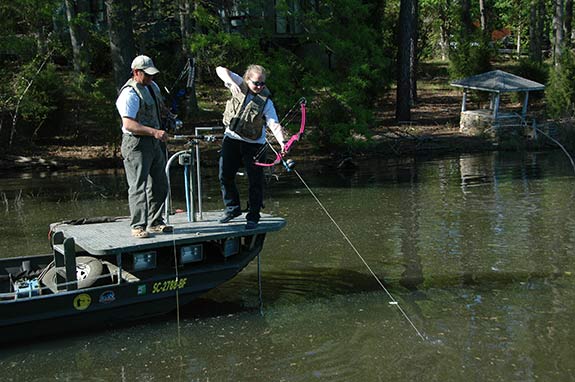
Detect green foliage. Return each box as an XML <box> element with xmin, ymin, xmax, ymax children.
<box><xmin>259</xmin><ymin>48</ymin><xmax>305</xmax><ymax>115</ymax></box>
<box><xmin>0</xmin><ymin>0</ymin><xmax>62</xmax><ymax>61</ymax></box>
<box><xmin>185</xmin><ymin>0</ymin><xmax>391</xmax><ymax>151</ymax></box>
<box><xmin>511</xmin><ymin>59</ymin><xmax>548</xmax><ymax>102</ymax></box>
<box><xmin>419</xmin><ymin>0</ymin><xmax>457</xmax><ymax>60</ymax></box>
<box><xmin>0</xmin><ymin>54</ymin><xmax>118</xmax><ymax>149</ymax></box>
<box><xmin>296</xmin><ymin>0</ymin><xmax>391</xmax><ymax>150</ymax></box>
<box><xmin>546</xmin><ymin>51</ymin><xmax>575</xmax><ymax>119</ymax></box>
<box><xmin>448</xmin><ymin>37</ymin><xmax>493</xmax><ymax>80</ymax></box>
<box><xmin>68</xmin><ymin>74</ymin><xmax>119</xmax><ymax>145</ymax></box>
<box><xmin>189</xmin><ymin>32</ymin><xmax>264</xmax><ymax>76</ymax></box>
<box><xmin>515</xmin><ymin>59</ymin><xmax>549</xmax><ymax>85</ymax></box>
<box><xmin>5</xmin><ymin>60</ymin><xmax>66</xmax><ymax>145</ymax></box>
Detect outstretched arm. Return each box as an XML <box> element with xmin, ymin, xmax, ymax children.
<box><xmin>264</xmin><ymin>100</ymin><xmax>286</xmax><ymax>151</ymax></box>
<box><xmin>216</xmin><ymin>66</ymin><xmax>242</xmax><ymax>96</ymax></box>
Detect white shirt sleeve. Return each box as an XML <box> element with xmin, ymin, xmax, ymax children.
<box><xmin>116</xmin><ymin>87</ymin><xmax>140</xmax><ymax>119</ymax></box>
<box><xmin>229</xmin><ymin>71</ymin><xmax>243</xmax><ymax>86</ymax></box>
<box><xmin>264</xmin><ymin>100</ymin><xmax>285</xmax><ymax>143</ymax></box>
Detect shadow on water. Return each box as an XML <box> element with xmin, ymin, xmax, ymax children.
<box><xmin>210</xmin><ymin>263</ymin><xmax>570</xmax><ymax>308</ymax></box>
<box><xmin>4</xmin><ymin>261</ymin><xmax>565</xmax><ymax>351</ymax></box>
<box><xmin>3</xmin><ymin>150</ymin><xmax>575</xmax><ymax>381</ymax></box>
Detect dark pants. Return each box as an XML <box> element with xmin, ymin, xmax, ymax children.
<box><xmin>219</xmin><ymin>136</ymin><xmax>264</xmax><ymax>223</ymax></box>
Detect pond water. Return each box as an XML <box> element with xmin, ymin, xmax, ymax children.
<box><xmin>0</xmin><ymin>150</ymin><xmax>574</xmax><ymax>381</ymax></box>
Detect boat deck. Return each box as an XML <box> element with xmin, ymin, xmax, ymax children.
<box><xmin>51</xmin><ymin>212</ymin><xmax>286</xmax><ymax>256</ymax></box>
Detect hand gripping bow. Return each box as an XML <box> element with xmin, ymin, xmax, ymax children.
<box><xmin>254</xmin><ymin>97</ymin><xmax>307</xmax><ymax>171</ymax></box>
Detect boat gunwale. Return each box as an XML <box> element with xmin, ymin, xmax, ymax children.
<box><xmin>51</xmin><ymin>212</ymin><xmax>286</xmax><ymax>256</ymax></box>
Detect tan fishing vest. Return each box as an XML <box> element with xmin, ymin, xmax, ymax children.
<box><xmin>222</xmin><ymin>82</ymin><xmax>270</xmax><ymax>140</ymax></box>
<box><xmin>120</xmin><ymin>78</ymin><xmax>163</xmax><ymax>129</ymax></box>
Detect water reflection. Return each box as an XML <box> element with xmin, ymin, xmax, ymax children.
<box><xmin>1</xmin><ymin>151</ymin><xmax>575</xmax><ymax>381</ymax></box>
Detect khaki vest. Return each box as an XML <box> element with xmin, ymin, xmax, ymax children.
<box><xmin>222</xmin><ymin>82</ymin><xmax>270</xmax><ymax>140</ymax></box>
<box><xmin>120</xmin><ymin>78</ymin><xmax>163</xmax><ymax>129</ymax></box>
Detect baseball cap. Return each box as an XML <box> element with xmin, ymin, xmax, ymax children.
<box><xmin>131</xmin><ymin>55</ymin><xmax>160</xmax><ymax>75</ymax></box>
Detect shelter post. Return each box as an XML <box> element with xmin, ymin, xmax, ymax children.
<box><xmin>521</xmin><ymin>92</ymin><xmax>529</xmax><ymax>122</ymax></box>
<box><xmin>493</xmin><ymin>93</ymin><xmax>500</xmax><ymax>120</ymax></box>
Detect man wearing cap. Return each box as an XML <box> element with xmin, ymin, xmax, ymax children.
<box><xmin>116</xmin><ymin>55</ymin><xmax>172</xmax><ymax>238</ymax></box>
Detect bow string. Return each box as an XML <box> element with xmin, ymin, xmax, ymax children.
<box><xmin>254</xmin><ymin>97</ymin><xmax>307</xmax><ymax>170</ymax></box>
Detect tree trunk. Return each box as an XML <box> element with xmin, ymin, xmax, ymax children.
<box><xmin>64</xmin><ymin>0</ymin><xmax>91</xmax><ymax>73</ymax></box>
<box><xmin>460</xmin><ymin>0</ymin><xmax>473</xmax><ymax>38</ymax></box>
<box><xmin>566</xmin><ymin>0</ymin><xmax>573</xmax><ymax>47</ymax></box>
<box><xmin>410</xmin><ymin>0</ymin><xmax>419</xmax><ymax>104</ymax></box>
<box><xmin>516</xmin><ymin>25</ymin><xmax>521</xmax><ymax>56</ymax></box>
<box><xmin>529</xmin><ymin>1</ymin><xmax>540</xmax><ymax>62</ymax></box>
<box><xmin>530</xmin><ymin>0</ymin><xmax>546</xmax><ymax>63</ymax></box>
<box><xmin>396</xmin><ymin>0</ymin><xmax>418</xmax><ymax>121</ymax></box>
<box><xmin>554</xmin><ymin>0</ymin><xmax>565</xmax><ymax>66</ymax></box>
<box><xmin>106</xmin><ymin>0</ymin><xmax>136</xmax><ymax>91</ymax></box>
<box><xmin>177</xmin><ymin>0</ymin><xmax>199</xmax><ymax>115</ymax></box>
<box><xmin>438</xmin><ymin>0</ymin><xmax>450</xmax><ymax>61</ymax></box>
<box><xmin>179</xmin><ymin>0</ymin><xmax>192</xmax><ymax>55</ymax></box>
<box><xmin>479</xmin><ymin>0</ymin><xmax>487</xmax><ymax>32</ymax></box>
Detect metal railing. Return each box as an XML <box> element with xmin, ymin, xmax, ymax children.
<box><xmin>165</xmin><ymin>127</ymin><xmax>224</xmax><ymax>223</ymax></box>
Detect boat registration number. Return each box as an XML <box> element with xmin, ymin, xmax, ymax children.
<box><xmin>152</xmin><ymin>278</ymin><xmax>188</xmax><ymax>294</ymax></box>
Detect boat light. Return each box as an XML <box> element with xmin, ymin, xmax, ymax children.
<box><xmin>223</xmin><ymin>238</ymin><xmax>240</xmax><ymax>257</ymax></box>
<box><xmin>132</xmin><ymin>251</ymin><xmax>157</xmax><ymax>271</ymax></box>
<box><xmin>180</xmin><ymin>245</ymin><xmax>203</xmax><ymax>264</ymax></box>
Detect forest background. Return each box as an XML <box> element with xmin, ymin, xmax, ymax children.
<box><xmin>2</xmin><ymin>0</ymin><xmax>575</xmax><ymax>168</ymax></box>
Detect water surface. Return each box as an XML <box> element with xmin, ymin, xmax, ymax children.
<box><xmin>0</xmin><ymin>151</ymin><xmax>574</xmax><ymax>381</ymax></box>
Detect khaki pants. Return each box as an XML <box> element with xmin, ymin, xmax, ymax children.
<box><xmin>121</xmin><ymin>134</ymin><xmax>168</xmax><ymax>229</ymax></box>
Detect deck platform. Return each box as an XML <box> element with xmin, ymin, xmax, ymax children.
<box><xmin>51</xmin><ymin>212</ymin><xmax>286</xmax><ymax>255</ymax></box>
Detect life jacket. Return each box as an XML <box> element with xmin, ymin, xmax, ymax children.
<box><xmin>222</xmin><ymin>82</ymin><xmax>270</xmax><ymax>140</ymax></box>
<box><xmin>120</xmin><ymin>78</ymin><xmax>163</xmax><ymax>130</ymax></box>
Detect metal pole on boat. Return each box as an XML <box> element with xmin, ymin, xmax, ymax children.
<box><xmin>164</xmin><ymin>150</ymin><xmax>190</xmax><ymax>224</ymax></box>
<box><xmin>192</xmin><ymin>127</ymin><xmax>224</xmax><ymax>220</ymax></box>
<box><xmin>258</xmin><ymin>253</ymin><xmax>264</xmax><ymax>316</ymax></box>
<box><xmin>169</xmin><ymin>127</ymin><xmax>223</xmax><ymax>222</ymax></box>
<box><xmin>194</xmin><ymin>127</ymin><xmax>203</xmax><ymax>220</ymax></box>
<box><xmin>165</xmin><ymin>151</ymin><xmax>180</xmax><ymax>224</ymax></box>
<box><xmin>184</xmin><ymin>163</ymin><xmax>192</xmax><ymax>222</ymax></box>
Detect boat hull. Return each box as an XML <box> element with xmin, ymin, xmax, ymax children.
<box><xmin>0</xmin><ymin>212</ymin><xmax>284</xmax><ymax>343</ymax></box>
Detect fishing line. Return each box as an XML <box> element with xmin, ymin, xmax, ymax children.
<box><xmin>532</xmin><ymin>126</ymin><xmax>575</xmax><ymax>175</ymax></box>
<box><xmin>170</xmin><ymin>228</ymin><xmax>182</xmax><ymax>346</ymax></box>
<box><xmin>292</xmin><ymin>168</ymin><xmax>426</xmax><ymax>341</ymax></box>
<box><xmin>165</xmin><ymin>144</ymin><xmax>182</xmax><ymax>346</ymax></box>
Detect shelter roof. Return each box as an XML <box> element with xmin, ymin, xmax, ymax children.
<box><xmin>450</xmin><ymin>70</ymin><xmax>545</xmax><ymax>93</ymax></box>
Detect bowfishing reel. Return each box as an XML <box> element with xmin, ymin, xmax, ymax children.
<box><xmin>284</xmin><ymin>158</ymin><xmax>296</xmax><ymax>171</ymax></box>
<box><xmin>163</xmin><ymin>114</ymin><xmax>183</xmax><ymax>132</ymax></box>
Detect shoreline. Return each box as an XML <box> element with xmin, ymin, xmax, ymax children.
<box><xmin>1</xmin><ymin>132</ymin><xmax>548</xmax><ymax>176</ymax></box>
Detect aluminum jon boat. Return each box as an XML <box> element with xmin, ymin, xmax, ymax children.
<box><xmin>0</xmin><ymin>129</ymin><xmax>286</xmax><ymax>343</ymax></box>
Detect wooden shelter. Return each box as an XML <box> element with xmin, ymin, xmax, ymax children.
<box><xmin>450</xmin><ymin>70</ymin><xmax>545</xmax><ymax>136</ymax></box>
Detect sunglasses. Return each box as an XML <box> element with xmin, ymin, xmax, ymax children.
<box><xmin>250</xmin><ymin>80</ymin><xmax>266</xmax><ymax>87</ymax></box>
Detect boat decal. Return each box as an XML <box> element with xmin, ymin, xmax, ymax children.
<box><xmin>98</xmin><ymin>291</ymin><xmax>116</xmax><ymax>304</ymax></box>
<box><xmin>73</xmin><ymin>293</ymin><xmax>92</xmax><ymax>311</ymax></box>
<box><xmin>152</xmin><ymin>278</ymin><xmax>188</xmax><ymax>294</ymax></box>
<box><xmin>137</xmin><ymin>284</ymin><xmax>147</xmax><ymax>295</ymax></box>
